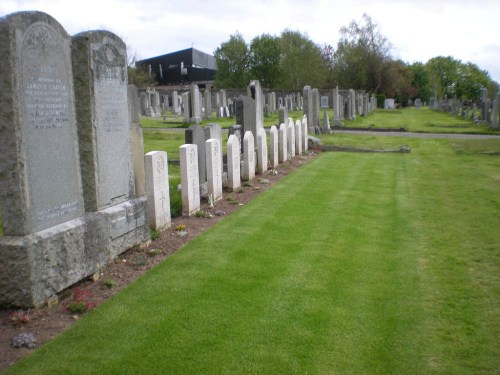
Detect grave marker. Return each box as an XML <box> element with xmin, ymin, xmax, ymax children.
<box><xmin>205</xmin><ymin>138</ymin><xmax>223</xmax><ymax>202</ymax></box>
<box><xmin>242</xmin><ymin>131</ymin><xmax>255</xmax><ymax>181</ymax></box>
<box><xmin>145</xmin><ymin>151</ymin><xmax>171</xmax><ymax>230</ymax></box>
<box><xmin>227</xmin><ymin>135</ymin><xmax>241</xmax><ymax>191</ymax></box>
<box><xmin>269</xmin><ymin>125</ymin><xmax>279</xmax><ymax>168</ymax></box>
<box><xmin>256</xmin><ymin>128</ymin><xmax>268</xmax><ymax>174</ymax></box>
<box><xmin>180</xmin><ymin>144</ymin><xmax>200</xmax><ymax>215</ymax></box>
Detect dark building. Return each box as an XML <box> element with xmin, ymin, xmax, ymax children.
<box><xmin>136</xmin><ymin>48</ymin><xmax>216</xmax><ymax>88</ymax></box>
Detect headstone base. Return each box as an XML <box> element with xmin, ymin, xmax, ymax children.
<box><xmin>0</xmin><ymin>197</ymin><xmax>149</xmax><ymax>307</ymax></box>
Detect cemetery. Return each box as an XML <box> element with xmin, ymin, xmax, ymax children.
<box><xmin>0</xmin><ymin>9</ymin><xmax>499</xmax><ymax>375</ymax></box>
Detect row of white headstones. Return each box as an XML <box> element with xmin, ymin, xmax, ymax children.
<box><xmin>145</xmin><ymin>116</ymin><xmax>309</xmax><ymax>231</ymax></box>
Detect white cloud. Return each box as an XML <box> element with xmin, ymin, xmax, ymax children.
<box><xmin>1</xmin><ymin>0</ymin><xmax>499</xmax><ymax>82</ymax></box>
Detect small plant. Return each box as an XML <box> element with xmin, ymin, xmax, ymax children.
<box><xmin>268</xmin><ymin>169</ymin><xmax>278</xmax><ymax>176</ymax></box>
<box><xmin>64</xmin><ymin>288</ymin><xmax>96</xmax><ymax>314</ymax></box>
<box><xmin>175</xmin><ymin>224</ymin><xmax>186</xmax><ymax>232</ymax></box>
<box><xmin>8</xmin><ymin>309</ymin><xmax>31</xmax><ymax>326</ymax></box>
<box><xmin>102</xmin><ymin>279</ymin><xmax>117</xmax><ymax>289</ymax></box>
<box><xmin>150</xmin><ymin>229</ymin><xmax>160</xmax><ymax>240</ymax></box>
<box><xmin>148</xmin><ymin>248</ymin><xmax>163</xmax><ymax>256</ymax></box>
<box><xmin>236</xmin><ymin>187</ymin><xmax>244</xmax><ymax>194</ymax></box>
<box><xmin>194</xmin><ymin>209</ymin><xmax>213</xmax><ymax>218</ymax></box>
<box><xmin>243</xmin><ymin>181</ymin><xmax>252</xmax><ymax>187</ymax></box>
<box><xmin>226</xmin><ymin>196</ymin><xmax>240</xmax><ymax>205</ymax></box>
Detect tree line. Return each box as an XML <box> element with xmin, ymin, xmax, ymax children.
<box><xmin>214</xmin><ymin>14</ymin><xmax>499</xmax><ymax>103</ymax></box>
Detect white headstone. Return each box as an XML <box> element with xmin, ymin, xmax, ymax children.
<box><xmin>179</xmin><ymin>144</ymin><xmax>200</xmax><ymax>215</ymax></box>
<box><xmin>278</xmin><ymin>123</ymin><xmax>288</xmax><ymax>163</ymax></box>
<box><xmin>269</xmin><ymin>125</ymin><xmax>279</xmax><ymax>168</ymax></box>
<box><xmin>295</xmin><ymin>120</ymin><xmax>302</xmax><ymax>155</ymax></box>
<box><xmin>302</xmin><ymin>116</ymin><xmax>308</xmax><ymax>152</ymax></box>
<box><xmin>242</xmin><ymin>131</ymin><xmax>255</xmax><ymax>181</ymax></box>
<box><xmin>256</xmin><ymin>128</ymin><xmax>268</xmax><ymax>174</ymax></box>
<box><xmin>227</xmin><ymin>135</ymin><xmax>241</xmax><ymax>191</ymax></box>
<box><xmin>145</xmin><ymin>151</ymin><xmax>171</xmax><ymax>230</ymax></box>
<box><xmin>287</xmin><ymin>119</ymin><xmax>296</xmax><ymax>157</ymax></box>
<box><xmin>205</xmin><ymin>138</ymin><xmax>223</xmax><ymax>203</ymax></box>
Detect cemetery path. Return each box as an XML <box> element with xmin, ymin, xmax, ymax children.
<box><xmin>333</xmin><ymin>129</ymin><xmax>500</xmax><ymax>139</ymax></box>
<box><xmin>0</xmin><ymin>152</ymin><xmax>318</xmax><ymax>373</ymax></box>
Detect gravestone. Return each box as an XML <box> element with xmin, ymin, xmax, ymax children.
<box><xmin>235</xmin><ymin>95</ymin><xmax>255</xmax><ymax>137</ymax></box>
<box><xmin>269</xmin><ymin>125</ymin><xmax>279</xmax><ymax>168</ymax></box>
<box><xmin>320</xmin><ymin>96</ymin><xmax>329</xmax><ymax>108</ymax></box>
<box><xmin>129</xmin><ymin>85</ymin><xmax>146</xmax><ymax>196</ymax></box>
<box><xmin>279</xmin><ymin>106</ymin><xmax>288</xmax><ymax>127</ymax></box>
<box><xmin>303</xmin><ymin>86</ymin><xmax>313</xmax><ymax>132</ymax></box>
<box><xmin>256</xmin><ymin>128</ymin><xmax>268</xmax><ymax>174</ymax></box>
<box><xmin>279</xmin><ymin>123</ymin><xmax>288</xmax><ymax>163</ymax></box>
<box><xmin>180</xmin><ymin>144</ymin><xmax>200</xmax><ymax>215</ymax></box>
<box><xmin>182</xmin><ymin>92</ymin><xmax>190</xmax><ymax>123</ymax></box>
<box><xmin>287</xmin><ymin>119</ymin><xmax>296</xmax><ymax>157</ymax></box>
<box><xmin>0</xmin><ymin>12</ymin><xmax>88</xmax><ymax>306</ymax></box>
<box><xmin>312</xmin><ymin>88</ymin><xmax>321</xmax><ymax>130</ymax></box>
<box><xmin>302</xmin><ymin>116</ymin><xmax>308</xmax><ymax>152</ymax></box>
<box><xmin>140</xmin><ymin>92</ymin><xmax>148</xmax><ymax>115</ymax></box>
<box><xmin>229</xmin><ymin>124</ymin><xmax>243</xmax><ymax>153</ymax></box>
<box><xmin>204</xmin><ymin>89</ymin><xmax>212</xmax><ymax>119</ymax></box>
<box><xmin>415</xmin><ymin>98</ymin><xmax>422</xmax><ymax>109</ymax></box>
<box><xmin>295</xmin><ymin>120</ymin><xmax>302</xmax><ymax>155</ymax></box>
<box><xmin>332</xmin><ymin>86</ymin><xmax>341</xmax><ymax>125</ymax></box>
<box><xmin>190</xmin><ymin>84</ymin><xmax>201</xmax><ymax>123</ymax></box>
<box><xmin>323</xmin><ymin>112</ymin><xmax>331</xmax><ymax>133</ymax></box>
<box><xmin>247</xmin><ymin>80</ymin><xmax>264</xmax><ymax>139</ymax></box>
<box><xmin>185</xmin><ymin>125</ymin><xmax>207</xmax><ymax>185</ymax></box>
<box><xmin>205</xmin><ymin>138</ymin><xmax>223</xmax><ymax>203</ymax></box>
<box><xmin>226</xmin><ymin>135</ymin><xmax>241</xmax><ymax>191</ymax></box>
<box><xmin>172</xmin><ymin>91</ymin><xmax>180</xmax><ymax>114</ymax></box>
<box><xmin>72</xmin><ymin>30</ymin><xmax>135</xmax><ymax>211</ymax></box>
<box><xmin>242</xmin><ymin>131</ymin><xmax>255</xmax><ymax>181</ymax></box>
<box><xmin>72</xmin><ymin>31</ymin><xmax>149</xmax><ymax>253</ymax></box>
<box><xmin>384</xmin><ymin>98</ymin><xmax>395</xmax><ymax>109</ymax></box>
<box><xmin>145</xmin><ymin>151</ymin><xmax>171</xmax><ymax>230</ymax></box>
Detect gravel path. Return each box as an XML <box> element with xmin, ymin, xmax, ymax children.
<box><xmin>333</xmin><ymin>129</ymin><xmax>500</xmax><ymax>139</ymax></box>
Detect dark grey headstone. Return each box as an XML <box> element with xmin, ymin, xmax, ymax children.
<box><xmin>72</xmin><ymin>30</ymin><xmax>134</xmax><ymax>211</ymax></box>
<box><xmin>0</xmin><ymin>11</ymin><xmax>84</xmax><ymax>235</ymax></box>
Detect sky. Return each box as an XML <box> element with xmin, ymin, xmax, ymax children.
<box><xmin>2</xmin><ymin>0</ymin><xmax>500</xmax><ymax>83</ymax></box>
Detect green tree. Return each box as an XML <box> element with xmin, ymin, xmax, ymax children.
<box><xmin>249</xmin><ymin>34</ymin><xmax>282</xmax><ymax>89</ymax></box>
<box><xmin>409</xmin><ymin>62</ymin><xmax>431</xmax><ymax>102</ymax></box>
<box><xmin>331</xmin><ymin>14</ymin><xmax>392</xmax><ymax>92</ymax></box>
<box><xmin>426</xmin><ymin>56</ymin><xmax>490</xmax><ymax>101</ymax></box>
<box><xmin>379</xmin><ymin>60</ymin><xmax>415</xmax><ymax>105</ymax></box>
<box><xmin>127</xmin><ymin>49</ymin><xmax>156</xmax><ymax>88</ymax></box>
<box><xmin>455</xmin><ymin>62</ymin><xmax>490</xmax><ymax>101</ymax></box>
<box><xmin>426</xmin><ymin>56</ymin><xmax>461</xmax><ymax>98</ymax></box>
<box><xmin>487</xmin><ymin>80</ymin><xmax>500</xmax><ymax>100</ymax></box>
<box><xmin>213</xmin><ymin>33</ymin><xmax>250</xmax><ymax>88</ymax></box>
<box><xmin>279</xmin><ymin>29</ymin><xmax>328</xmax><ymax>90</ymax></box>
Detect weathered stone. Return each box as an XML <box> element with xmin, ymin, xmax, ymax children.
<box><xmin>145</xmin><ymin>151</ymin><xmax>171</xmax><ymax>230</ymax></box>
<box><xmin>256</xmin><ymin>128</ymin><xmax>268</xmax><ymax>174</ymax></box>
<box><xmin>269</xmin><ymin>125</ymin><xmax>279</xmax><ymax>168</ymax></box>
<box><xmin>180</xmin><ymin>144</ymin><xmax>200</xmax><ymax>215</ymax></box>
<box><xmin>279</xmin><ymin>123</ymin><xmax>288</xmax><ymax>163</ymax></box>
<box><xmin>227</xmin><ymin>134</ymin><xmax>241</xmax><ymax>191</ymax></box>
<box><xmin>242</xmin><ymin>131</ymin><xmax>255</xmax><ymax>181</ymax></box>
<box><xmin>205</xmin><ymin>138</ymin><xmax>223</xmax><ymax>203</ymax></box>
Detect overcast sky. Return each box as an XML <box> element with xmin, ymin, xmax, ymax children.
<box><xmin>2</xmin><ymin>0</ymin><xmax>500</xmax><ymax>83</ymax></box>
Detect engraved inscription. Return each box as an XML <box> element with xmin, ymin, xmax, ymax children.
<box><xmin>20</xmin><ymin>22</ymin><xmax>83</xmax><ymax>232</ymax></box>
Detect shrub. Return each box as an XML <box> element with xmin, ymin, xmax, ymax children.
<box><xmin>64</xmin><ymin>288</ymin><xmax>96</xmax><ymax>314</ymax></box>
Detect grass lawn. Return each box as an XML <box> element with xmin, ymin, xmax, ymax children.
<box><xmin>140</xmin><ymin>110</ymin><xmax>304</xmax><ymax>129</ymax></box>
<box><xmin>344</xmin><ymin>107</ymin><xmax>497</xmax><ymax>134</ymax></box>
<box><xmin>6</xmin><ymin>136</ymin><xmax>499</xmax><ymax>374</ymax></box>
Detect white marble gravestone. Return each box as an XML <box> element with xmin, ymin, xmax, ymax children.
<box><xmin>180</xmin><ymin>144</ymin><xmax>200</xmax><ymax>215</ymax></box>
<box><xmin>145</xmin><ymin>151</ymin><xmax>171</xmax><ymax>230</ymax></box>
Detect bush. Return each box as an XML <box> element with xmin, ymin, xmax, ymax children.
<box><xmin>376</xmin><ymin>94</ymin><xmax>386</xmax><ymax>109</ymax></box>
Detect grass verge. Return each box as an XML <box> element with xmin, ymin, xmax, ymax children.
<box><xmin>5</xmin><ymin>137</ymin><xmax>499</xmax><ymax>374</ymax></box>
